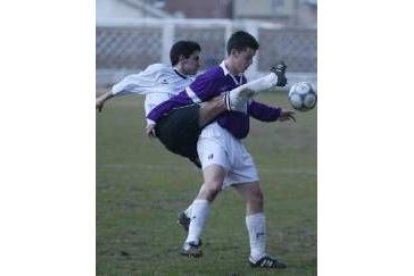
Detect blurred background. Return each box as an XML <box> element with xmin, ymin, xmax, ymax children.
<box><xmin>96</xmin><ymin>0</ymin><xmax>317</xmax><ymax>90</ymax></box>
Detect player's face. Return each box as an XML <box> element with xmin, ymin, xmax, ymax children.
<box><xmin>181</xmin><ymin>51</ymin><xmax>201</xmax><ymax>75</ymax></box>
<box><xmin>232</xmin><ymin>47</ymin><xmax>256</xmax><ymax>74</ymax></box>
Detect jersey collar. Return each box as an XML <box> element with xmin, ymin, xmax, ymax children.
<box><xmin>220</xmin><ymin>61</ymin><xmax>244</xmax><ymax>79</ymax></box>
<box><xmin>173</xmin><ymin>68</ymin><xmax>188</xmax><ymax>79</ymax></box>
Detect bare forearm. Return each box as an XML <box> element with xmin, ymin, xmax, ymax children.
<box><xmin>96</xmin><ymin>91</ymin><xmax>114</xmax><ymax>111</ymax></box>
<box><xmin>97</xmin><ymin>91</ymin><xmax>113</xmax><ymax>103</ymax></box>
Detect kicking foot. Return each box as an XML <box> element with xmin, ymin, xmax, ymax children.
<box><xmin>270</xmin><ymin>61</ymin><xmax>287</xmax><ymax>87</ymax></box>
<box><xmin>225</xmin><ymin>66</ymin><xmax>288</xmax><ymax>112</ymax></box>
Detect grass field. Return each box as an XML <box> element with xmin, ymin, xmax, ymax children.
<box><xmin>96</xmin><ymin>92</ymin><xmax>317</xmax><ymax>275</ymax></box>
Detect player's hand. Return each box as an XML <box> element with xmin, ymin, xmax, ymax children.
<box><xmin>96</xmin><ymin>99</ymin><xmax>105</xmax><ymax>112</ymax></box>
<box><xmin>278</xmin><ymin>110</ymin><xmax>296</xmax><ymax>122</ymax></box>
<box><xmin>145</xmin><ymin>124</ymin><xmax>157</xmax><ymax>138</ymax></box>
<box><xmin>271</xmin><ymin>61</ymin><xmax>287</xmax><ymax>87</ymax></box>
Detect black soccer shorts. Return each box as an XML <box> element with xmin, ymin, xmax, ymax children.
<box><xmin>155</xmin><ymin>104</ymin><xmax>202</xmax><ymax>167</ymax></box>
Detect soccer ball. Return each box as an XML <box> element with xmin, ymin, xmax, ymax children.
<box><xmin>288</xmin><ymin>82</ymin><xmax>317</xmax><ymax>111</ymax></box>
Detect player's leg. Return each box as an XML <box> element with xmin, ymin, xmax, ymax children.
<box><xmin>233</xmin><ymin>182</ymin><xmax>287</xmax><ymax>269</ymax></box>
<box><xmin>233</xmin><ymin>181</ymin><xmax>263</xmax><ymax>214</ymax></box>
<box><xmin>227</xmin><ymin>139</ymin><xmax>286</xmax><ymax>269</ymax></box>
<box><xmin>155</xmin><ymin>100</ymin><xmax>228</xmax><ymax>167</ymax></box>
<box><xmin>226</xmin><ymin>73</ymin><xmax>277</xmax><ymax>111</ymax></box>
<box><xmin>155</xmin><ymin>105</ymin><xmax>201</xmax><ymax>166</ymax></box>
<box><xmin>181</xmin><ymin>164</ymin><xmax>226</xmax><ymax>257</ymax></box>
<box><xmin>226</xmin><ymin>62</ymin><xmax>287</xmax><ymax>111</ymax></box>
<box><xmin>229</xmin><ymin>155</ymin><xmax>267</xmax><ymax>265</ymax></box>
<box><xmin>198</xmin><ymin>95</ymin><xmax>226</xmax><ymax>127</ymax></box>
<box><xmin>198</xmin><ymin>62</ymin><xmax>288</xmax><ymax>123</ymax></box>
<box><xmin>181</xmin><ymin>127</ymin><xmax>230</xmax><ymax>257</ymax></box>
<box><xmin>233</xmin><ymin>182</ymin><xmax>266</xmax><ymax>259</ymax></box>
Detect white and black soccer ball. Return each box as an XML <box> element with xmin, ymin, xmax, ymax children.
<box><xmin>288</xmin><ymin>82</ymin><xmax>317</xmax><ymax>111</ymax></box>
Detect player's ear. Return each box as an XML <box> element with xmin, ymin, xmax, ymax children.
<box><xmin>230</xmin><ymin>49</ymin><xmax>239</xmax><ymax>58</ymax></box>
<box><xmin>178</xmin><ymin>54</ymin><xmax>186</xmax><ymax>62</ymax></box>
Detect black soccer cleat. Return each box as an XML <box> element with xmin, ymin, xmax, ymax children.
<box><xmin>249</xmin><ymin>255</ymin><xmax>287</xmax><ymax>269</ymax></box>
<box><xmin>270</xmin><ymin>61</ymin><xmax>287</xmax><ymax>87</ymax></box>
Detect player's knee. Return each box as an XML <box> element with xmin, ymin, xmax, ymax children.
<box><xmin>249</xmin><ymin>187</ymin><xmax>264</xmax><ymax>207</ymax></box>
<box><xmin>203</xmin><ymin>180</ymin><xmax>222</xmax><ymax>201</ymax></box>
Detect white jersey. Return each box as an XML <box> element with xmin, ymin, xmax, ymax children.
<box><xmin>111</xmin><ymin>63</ymin><xmax>195</xmax><ymax>124</ymax></box>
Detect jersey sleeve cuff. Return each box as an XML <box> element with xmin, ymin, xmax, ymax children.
<box><xmin>146</xmin><ymin>118</ymin><xmax>156</xmax><ymax>126</ymax></box>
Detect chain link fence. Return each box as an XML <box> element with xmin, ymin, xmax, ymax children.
<box><xmin>96</xmin><ymin>19</ymin><xmax>316</xmax><ymax>88</ymax></box>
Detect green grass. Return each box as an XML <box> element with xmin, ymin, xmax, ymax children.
<box><xmin>96</xmin><ymin>92</ymin><xmax>317</xmax><ymax>275</ymax></box>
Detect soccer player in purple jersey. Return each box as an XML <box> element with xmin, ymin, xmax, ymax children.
<box><xmin>147</xmin><ymin>31</ymin><xmax>295</xmax><ymax>269</ymax></box>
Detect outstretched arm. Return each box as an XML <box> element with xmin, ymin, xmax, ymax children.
<box><xmin>248</xmin><ymin>101</ymin><xmax>296</xmax><ymax>123</ymax></box>
<box><xmin>96</xmin><ymin>91</ymin><xmax>114</xmax><ymax>112</ymax></box>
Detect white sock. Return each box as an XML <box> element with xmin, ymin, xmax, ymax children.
<box><xmin>226</xmin><ymin>73</ymin><xmax>278</xmax><ymax>111</ymax></box>
<box><xmin>239</xmin><ymin>73</ymin><xmax>277</xmax><ymax>94</ymax></box>
<box><xmin>246</xmin><ymin>212</ymin><xmax>266</xmax><ymax>261</ymax></box>
<box><xmin>185</xmin><ymin>199</ymin><xmax>210</xmax><ymax>244</ymax></box>
<box><xmin>184</xmin><ymin>204</ymin><xmax>192</xmax><ymax>217</ymax></box>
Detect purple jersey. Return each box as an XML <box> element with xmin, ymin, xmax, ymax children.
<box><xmin>147</xmin><ymin>62</ymin><xmax>282</xmax><ymax>139</ymax></box>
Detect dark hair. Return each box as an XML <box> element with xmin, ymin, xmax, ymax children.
<box><xmin>226</xmin><ymin>31</ymin><xmax>259</xmax><ymax>55</ymax></box>
<box><xmin>170</xmin><ymin>41</ymin><xmax>201</xmax><ymax>66</ymax></box>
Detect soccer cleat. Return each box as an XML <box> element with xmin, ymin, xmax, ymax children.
<box><xmin>177</xmin><ymin>211</ymin><xmax>190</xmax><ymax>232</ymax></box>
<box><xmin>270</xmin><ymin>61</ymin><xmax>287</xmax><ymax>87</ymax></box>
<box><xmin>180</xmin><ymin>241</ymin><xmax>203</xmax><ymax>258</ymax></box>
<box><xmin>249</xmin><ymin>255</ymin><xmax>287</xmax><ymax>269</ymax></box>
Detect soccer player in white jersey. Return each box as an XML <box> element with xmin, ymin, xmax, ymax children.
<box><xmin>96</xmin><ymin>41</ymin><xmax>229</xmax><ymax>167</ymax></box>
<box><xmin>147</xmin><ymin>31</ymin><xmax>295</xmax><ymax>269</ymax></box>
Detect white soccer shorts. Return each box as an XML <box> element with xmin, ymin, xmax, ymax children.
<box><xmin>197</xmin><ymin>122</ymin><xmax>259</xmax><ymax>188</ymax></box>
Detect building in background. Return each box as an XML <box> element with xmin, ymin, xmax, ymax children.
<box><xmin>163</xmin><ymin>0</ymin><xmax>233</xmax><ymax>19</ymax></box>
<box><xmin>97</xmin><ymin>0</ymin><xmax>317</xmax><ymax>27</ymax></box>
<box><xmin>233</xmin><ymin>0</ymin><xmax>316</xmax><ymax>27</ymax></box>
<box><xmin>96</xmin><ymin>0</ymin><xmax>173</xmax><ymax>21</ymax></box>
